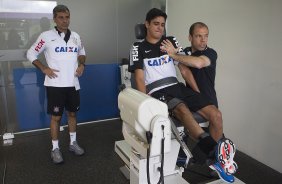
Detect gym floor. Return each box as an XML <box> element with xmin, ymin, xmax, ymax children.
<box><xmin>0</xmin><ymin>119</ymin><xmax>281</xmax><ymax>184</ymax></box>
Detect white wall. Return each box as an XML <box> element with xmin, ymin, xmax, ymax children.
<box><xmin>60</xmin><ymin>0</ymin><xmax>153</xmax><ymax>64</ymax></box>
<box><xmin>167</xmin><ymin>0</ymin><xmax>282</xmax><ymax>173</ymax></box>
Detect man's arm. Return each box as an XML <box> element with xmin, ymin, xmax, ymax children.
<box><xmin>75</xmin><ymin>33</ymin><xmax>86</xmax><ymax>76</ymax></box>
<box><xmin>78</xmin><ymin>55</ymin><xmax>86</xmax><ymax>66</ymax></box>
<box><xmin>76</xmin><ymin>55</ymin><xmax>86</xmax><ymax>77</ymax></box>
<box><xmin>161</xmin><ymin>39</ymin><xmax>211</xmax><ymax>69</ymax></box>
<box><xmin>26</xmin><ymin>33</ymin><xmax>59</xmax><ymax>79</ymax></box>
<box><xmin>32</xmin><ymin>59</ymin><xmax>59</xmax><ymax>79</ymax></box>
<box><xmin>134</xmin><ymin>69</ymin><xmax>146</xmax><ymax>93</ymax></box>
<box><xmin>26</xmin><ymin>34</ymin><xmax>59</xmax><ymax>79</ymax></box>
<box><xmin>178</xmin><ymin>63</ymin><xmax>200</xmax><ymax>92</ymax></box>
<box><xmin>128</xmin><ymin>41</ymin><xmax>146</xmax><ymax>93</ymax></box>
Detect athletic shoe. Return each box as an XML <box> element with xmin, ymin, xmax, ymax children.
<box><xmin>209</xmin><ymin>162</ymin><xmax>235</xmax><ymax>183</ymax></box>
<box><xmin>216</xmin><ymin>138</ymin><xmax>238</xmax><ymax>175</ymax></box>
<box><xmin>51</xmin><ymin>148</ymin><xmax>64</xmax><ymax>164</ymax></box>
<box><xmin>69</xmin><ymin>141</ymin><xmax>85</xmax><ymax>155</ymax></box>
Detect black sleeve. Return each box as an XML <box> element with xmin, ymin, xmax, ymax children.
<box><xmin>128</xmin><ymin>42</ymin><xmax>143</xmax><ymax>73</ymax></box>
<box><xmin>203</xmin><ymin>48</ymin><xmax>217</xmax><ymax>67</ymax></box>
<box><xmin>166</xmin><ymin>36</ymin><xmax>182</xmax><ymax>51</ymax></box>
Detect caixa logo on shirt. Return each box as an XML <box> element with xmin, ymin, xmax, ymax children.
<box><xmin>55</xmin><ymin>47</ymin><xmax>78</xmax><ymax>52</ymax></box>
<box><xmin>147</xmin><ymin>55</ymin><xmax>173</xmax><ymax>66</ymax></box>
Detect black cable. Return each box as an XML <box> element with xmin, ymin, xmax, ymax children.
<box><xmin>146</xmin><ymin>145</ymin><xmax>151</xmax><ymax>184</ymax></box>
<box><xmin>157</xmin><ymin>138</ymin><xmax>165</xmax><ymax>184</ymax></box>
<box><xmin>146</xmin><ymin>131</ymin><xmax>152</xmax><ymax>184</ymax></box>
<box><xmin>157</xmin><ymin>125</ymin><xmax>165</xmax><ymax>184</ymax></box>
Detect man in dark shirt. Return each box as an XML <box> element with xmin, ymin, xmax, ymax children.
<box><xmin>161</xmin><ymin>22</ymin><xmax>218</xmax><ymax>107</ymax></box>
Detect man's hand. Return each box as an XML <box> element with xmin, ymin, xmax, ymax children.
<box><xmin>32</xmin><ymin>60</ymin><xmax>59</xmax><ymax>79</ymax></box>
<box><xmin>160</xmin><ymin>39</ymin><xmax>178</xmax><ymax>57</ymax></box>
<box><xmin>42</xmin><ymin>67</ymin><xmax>59</xmax><ymax>79</ymax></box>
<box><xmin>75</xmin><ymin>64</ymin><xmax>85</xmax><ymax>77</ymax></box>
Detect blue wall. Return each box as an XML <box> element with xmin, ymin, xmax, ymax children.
<box><xmin>13</xmin><ymin>64</ymin><xmax>121</xmax><ymax>131</ymax></box>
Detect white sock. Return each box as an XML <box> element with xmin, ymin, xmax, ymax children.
<box><xmin>52</xmin><ymin>140</ymin><xmax>59</xmax><ymax>150</ymax></box>
<box><xmin>70</xmin><ymin>132</ymin><xmax>76</xmax><ymax>145</ymax></box>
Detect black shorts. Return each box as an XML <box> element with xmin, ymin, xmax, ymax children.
<box><xmin>151</xmin><ymin>83</ymin><xmax>211</xmax><ymax>112</ymax></box>
<box><xmin>46</xmin><ymin>87</ymin><xmax>80</xmax><ymax>116</ymax></box>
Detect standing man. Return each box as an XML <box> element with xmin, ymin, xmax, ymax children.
<box><xmin>27</xmin><ymin>4</ymin><xmax>85</xmax><ymax>164</ymax></box>
<box><xmin>161</xmin><ymin>22</ymin><xmax>218</xmax><ymax>107</ymax></box>
<box><xmin>129</xmin><ymin>8</ymin><xmax>237</xmax><ymax>183</ymax></box>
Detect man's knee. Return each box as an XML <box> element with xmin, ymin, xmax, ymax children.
<box><xmin>210</xmin><ymin>109</ymin><xmax>223</xmax><ymax>127</ymax></box>
<box><xmin>67</xmin><ymin>112</ymin><xmax>76</xmax><ymax>118</ymax></box>
<box><xmin>202</xmin><ymin>105</ymin><xmax>221</xmax><ymax>119</ymax></box>
<box><xmin>51</xmin><ymin>115</ymin><xmax>61</xmax><ymax>122</ymax></box>
<box><xmin>212</xmin><ymin>108</ymin><xmax>222</xmax><ymax>120</ymax></box>
<box><xmin>167</xmin><ymin>98</ymin><xmax>183</xmax><ymax>111</ymax></box>
<box><xmin>173</xmin><ymin>103</ymin><xmax>190</xmax><ymax>117</ymax></box>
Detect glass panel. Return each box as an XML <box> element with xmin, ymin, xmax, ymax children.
<box><xmin>0</xmin><ymin>0</ymin><xmax>166</xmax><ymax>134</ymax></box>
<box><xmin>0</xmin><ymin>0</ymin><xmax>56</xmax><ymax>133</ymax></box>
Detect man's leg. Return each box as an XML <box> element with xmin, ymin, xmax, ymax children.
<box><xmin>197</xmin><ymin>105</ymin><xmax>223</xmax><ymax>142</ymax></box>
<box><xmin>175</xmin><ymin>104</ymin><xmax>237</xmax><ymax>182</ymax></box>
<box><xmin>197</xmin><ymin>106</ymin><xmax>238</xmax><ymax>182</ymax></box>
<box><xmin>67</xmin><ymin>111</ymin><xmax>84</xmax><ymax>155</ymax></box>
<box><xmin>67</xmin><ymin>111</ymin><xmax>77</xmax><ymax>134</ymax></box>
<box><xmin>159</xmin><ymin>86</ymin><xmax>236</xmax><ymax>182</ymax></box>
<box><xmin>173</xmin><ymin>103</ymin><xmax>204</xmax><ymax>140</ymax></box>
<box><xmin>173</xmin><ymin>102</ymin><xmax>221</xmax><ymax>157</ymax></box>
<box><xmin>50</xmin><ymin>115</ymin><xmax>63</xmax><ymax>164</ymax></box>
<box><xmin>50</xmin><ymin>115</ymin><xmax>62</xmax><ymax>142</ymax></box>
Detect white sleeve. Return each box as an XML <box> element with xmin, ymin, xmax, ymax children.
<box><xmin>26</xmin><ymin>33</ymin><xmax>46</xmax><ymax>63</ymax></box>
<box><xmin>77</xmin><ymin>35</ymin><xmax>86</xmax><ymax>56</ymax></box>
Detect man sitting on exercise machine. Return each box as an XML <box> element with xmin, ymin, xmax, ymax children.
<box><xmin>128</xmin><ymin>8</ymin><xmax>238</xmax><ymax>183</ymax></box>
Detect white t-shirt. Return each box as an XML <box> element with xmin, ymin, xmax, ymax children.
<box><xmin>129</xmin><ymin>36</ymin><xmax>181</xmax><ymax>94</ymax></box>
<box><xmin>27</xmin><ymin>29</ymin><xmax>86</xmax><ymax>89</ymax></box>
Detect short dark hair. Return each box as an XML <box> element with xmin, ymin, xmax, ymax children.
<box><xmin>53</xmin><ymin>5</ymin><xmax>70</xmax><ymax>18</ymax></box>
<box><xmin>189</xmin><ymin>22</ymin><xmax>209</xmax><ymax>36</ymax></box>
<box><xmin>146</xmin><ymin>8</ymin><xmax>167</xmax><ymax>23</ymax></box>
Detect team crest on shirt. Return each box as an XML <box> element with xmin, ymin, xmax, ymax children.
<box><xmin>147</xmin><ymin>55</ymin><xmax>173</xmax><ymax>66</ymax></box>
<box><xmin>53</xmin><ymin>106</ymin><xmax>60</xmax><ymax>113</ymax></box>
<box><xmin>72</xmin><ymin>37</ymin><xmax>78</xmax><ymax>45</ymax></box>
